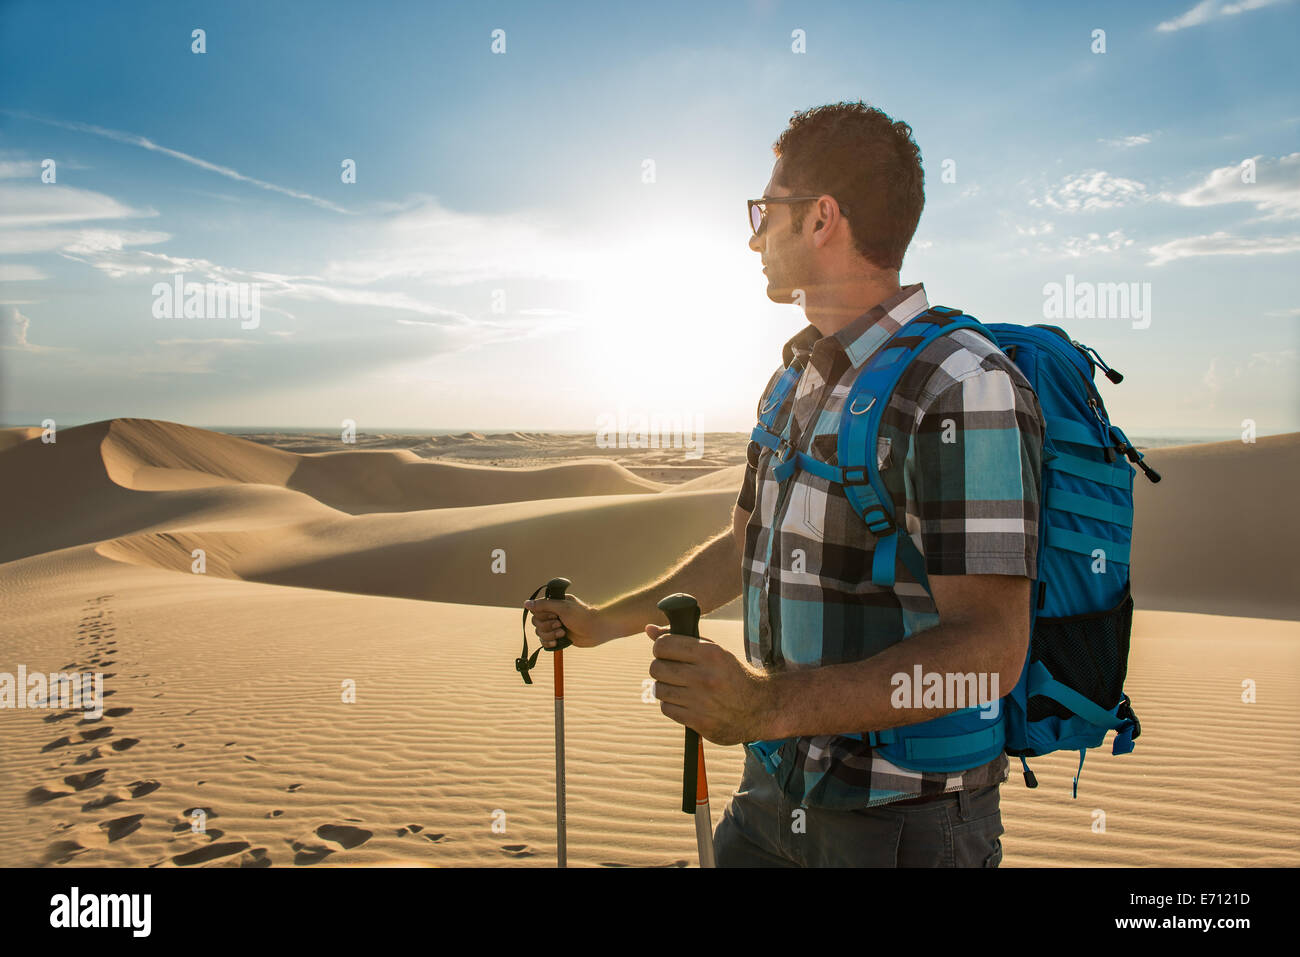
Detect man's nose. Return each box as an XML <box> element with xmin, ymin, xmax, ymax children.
<box><xmin>748</xmin><ymin>230</ymin><xmax>764</xmax><ymax>254</ymax></box>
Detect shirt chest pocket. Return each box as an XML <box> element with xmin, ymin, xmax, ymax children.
<box><xmin>793</xmin><ymin>436</ymin><xmax>893</xmax><ymax>541</ymax></box>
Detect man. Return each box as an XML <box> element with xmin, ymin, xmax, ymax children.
<box><xmin>525</xmin><ymin>101</ymin><xmax>1044</xmax><ymax>867</ymax></box>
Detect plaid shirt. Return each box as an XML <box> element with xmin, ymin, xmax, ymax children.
<box><xmin>737</xmin><ymin>283</ymin><xmax>1045</xmax><ymax>808</ymax></box>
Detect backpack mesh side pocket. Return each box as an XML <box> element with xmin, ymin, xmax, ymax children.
<box><xmin>1027</xmin><ymin>585</ymin><xmax>1134</xmax><ymax>722</ymax></box>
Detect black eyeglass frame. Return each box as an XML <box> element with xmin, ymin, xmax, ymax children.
<box><xmin>748</xmin><ymin>195</ymin><xmax>851</xmax><ymax>235</ymax></box>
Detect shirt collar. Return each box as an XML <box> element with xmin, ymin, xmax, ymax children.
<box><xmin>780</xmin><ymin>282</ymin><xmax>931</xmax><ymax>370</ymax></box>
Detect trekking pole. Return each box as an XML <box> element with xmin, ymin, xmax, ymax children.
<box><xmin>517</xmin><ymin>576</ymin><xmax>573</xmax><ymax>867</ymax></box>
<box><xmin>656</xmin><ymin>593</ymin><xmax>716</xmax><ymax>868</ymax></box>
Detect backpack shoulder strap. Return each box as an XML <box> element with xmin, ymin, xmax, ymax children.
<box><xmin>839</xmin><ymin>306</ymin><xmax>995</xmax><ymax>589</ymax></box>
<box><xmin>748</xmin><ymin>359</ymin><xmax>804</xmax><ymax>456</ymax></box>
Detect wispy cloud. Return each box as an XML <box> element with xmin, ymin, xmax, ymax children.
<box><xmin>1147</xmin><ymin>231</ymin><xmax>1300</xmax><ymax>265</ymax></box>
<box><xmin>1157</xmin><ymin>0</ymin><xmax>1291</xmax><ymax>32</ymax></box>
<box><xmin>1172</xmin><ymin>153</ymin><xmax>1300</xmax><ymax>220</ymax></box>
<box><xmin>0</xmin><ymin>227</ymin><xmax>171</xmax><ymax>257</ymax></box>
<box><xmin>1099</xmin><ymin>133</ymin><xmax>1155</xmax><ymax>148</ymax></box>
<box><xmin>0</xmin><ymin>183</ymin><xmax>155</xmax><ymax>228</ymax></box>
<box><xmin>0</xmin><ymin>263</ymin><xmax>48</xmax><ymax>281</ymax></box>
<box><xmin>320</xmin><ymin>197</ymin><xmax>598</xmax><ymax>286</ymax></box>
<box><xmin>1031</xmin><ymin>171</ymin><xmax>1150</xmax><ymax>212</ymax></box>
<box><xmin>2</xmin><ymin>111</ymin><xmax>351</xmax><ymax>214</ymax></box>
<box><xmin>0</xmin><ymin>304</ymin><xmax>35</xmax><ymax>349</ymax></box>
<box><xmin>1060</xmin><ymin>230</ymin><xmax>1135</xmax><ymax>257</ymax></box>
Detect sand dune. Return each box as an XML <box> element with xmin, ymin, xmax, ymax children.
<box><xmin>1</xmin><ymin>419</ymin><xmax>1297</xmax><ymax>867</ymax></box>
<box><xmin>0</xmin><ymin>419</ymin><xmax>667</xmax><ymax>565</ymax></box>
<box><xmin>96</xmin><ymin>488</ymin><xmax>734</xmax><ymax>607</ymax></box>
<box><xmin>1131</xmin><ymin>433</ymin><xmax>1299</xmax><ymax>619</ymax></box>
<box><xmin>0</xmin><ymin>426</ymin><xmax>44</xmax><ymax>452</ymax></box>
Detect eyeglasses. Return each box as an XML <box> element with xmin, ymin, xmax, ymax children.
<box><xmin>748</xmin><ymin>195</ymin><xmax>850</xmax><ymax>235</ymax></box>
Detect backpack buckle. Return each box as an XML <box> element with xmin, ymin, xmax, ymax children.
<box><xmin>861</xmin><ymin>505</ymin><xmax>895</xmax><ymax>535</ymax></box>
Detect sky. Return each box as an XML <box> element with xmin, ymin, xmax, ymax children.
<box><xmin>1</xmin><ymin>0</ymin><xmax>1297</xmax><ymax>436</ymax></box>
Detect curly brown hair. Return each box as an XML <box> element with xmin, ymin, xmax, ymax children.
<box><xmin>772</xmin><ymin>101</ymin><xmax>924</xmax><ymax>271</ymax></box>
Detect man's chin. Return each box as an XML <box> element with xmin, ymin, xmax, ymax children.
<box><xmin>766</xmin><ymin>282</ymin><xmax>795</xmax><ymax>304</ymax></box>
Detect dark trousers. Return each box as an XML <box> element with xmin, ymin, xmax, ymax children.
<box><xmin>714</xmin><ymin>751</ymin><xmax>1004</xmax><ymax>867</ymax></box>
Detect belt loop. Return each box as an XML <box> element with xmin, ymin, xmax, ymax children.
<box><xmin>957</xmin><ymin>788</ymin><xmax>971</xmax><ymax>822</ymax></box>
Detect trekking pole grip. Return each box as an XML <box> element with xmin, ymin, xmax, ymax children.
<box><xmin>656</xmin><ymin>593</ymin><xmax>702</xmax><ymax>815</ymax></box>
<box><xmin>545</xmin><ymin>577</ymin><xmax>573</xmax><ymax>651</ymax></box>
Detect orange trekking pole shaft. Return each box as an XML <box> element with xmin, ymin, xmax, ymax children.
<box><xmin>518</xmin><ymin>576</ymin><xmax>573</xmax><ymax>867</ymax></box>
<box><xmin>656</xmin><ymin>593</ymin><xmax>716</xmax><ymax>868</ymax></box>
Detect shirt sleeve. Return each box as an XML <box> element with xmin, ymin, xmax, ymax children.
<box><xmin>736</xmin><ymin>437</ymin><xmax>760</xmax><ymax>513</ymax></box>
<box><xmin>904</xmin><ymin>368</ymin><xmax>1045</xmax><ymax>577</ymax></box>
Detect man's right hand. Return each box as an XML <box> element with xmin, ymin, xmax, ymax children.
<box><xmin>524</xmin><ymin>594</ymin><xmax>617</xmax><ymax>649</ymax></box>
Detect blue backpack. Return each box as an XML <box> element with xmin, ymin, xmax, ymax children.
<box><xmin>748</xmin><ymin>305</ymin><xmax>1158</xmax><ymax>797</ymax></box>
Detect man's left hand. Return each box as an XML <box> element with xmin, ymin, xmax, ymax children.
<box><xmin>646</xmin><ymin>624</ymin><xmax>770</xmax><ymax>745</ymax></box>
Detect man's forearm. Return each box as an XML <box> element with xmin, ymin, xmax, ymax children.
<box><xmin>598</xmin><ymin>526</ymin><xmax>741</xmax><ymax>638</ymax></box>
<box><xmin>757</xmin><ymin>619</ymin><xmax>1023</xmax><ymax>740</ymax></box>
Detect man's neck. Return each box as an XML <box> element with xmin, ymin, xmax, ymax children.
<box><xmin>802</xmin><ymin>272</ymin><xmax>902</xmax><ymax>338</ymax></box>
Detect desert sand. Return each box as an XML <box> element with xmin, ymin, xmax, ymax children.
<box><xmin>0</xmin><ymin>420</ymin><xmax>1296</xmax><ymax>866</ymax></box>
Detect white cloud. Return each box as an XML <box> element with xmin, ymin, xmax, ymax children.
<box><xmin>1199</xmin><ymin>348</ymin><xmax>1297</xmax><ymax>410</ymax></box>
<box><xmin>0</xmin><ymin>160</ymin><xmax>40</xmax><ymax>179</ymax></box>
<box><xmin>3</xmin><ymin>112</ymin><xmax>350</xmax><ymax>214</ymax></box>
<box><xmin>1158</xmin><ymin>0</ymin><xmax>1222</xmax><ymax>31</ymax></box>
<box><xmin>1099</xmin><ymin>134</ymin><xmax>1154</xmax><ymax>148</ymax></box>
<box><xmin>1173</xmin><ymin>153</ymin><xmax>1300</xmax><ymax>220</ymax></box>
<box><xmin>0</xmin><ymin>304</ymin><xmax>31</xmax><ymax>348</ymax></box>
<box><xmin>1014</xmin><ymin>222</ymin><xmax>1055</xmax><ymax>237</ymax></box>
<box><xmin>1060</xmin><ymin>230</ymin><xmax>1135</xmax><ymax>257</ymax></box>
<box><xmin>0</xmin><ymin>183</ymin><xmax>155</xmax><ymax>228</ymax></box>
<box><xmin>1032</xmin><ymin>171</ymin><xmax>1149</xmax><ymax>212</ymax></box>
<box><xmin>1147</xmin><ymin>231</ymin><xmax>1300</xmax><ymax>265</ymax></box>
<box><xmin>0</xmin><ymin>227</ymin><xmax>170</xmax><ymax>256</ymax></box>
<box><xmin>1157</xmin><ymin>0</ymin><xmax>1290</xmax><ymax>31</ymax></box>
<box><xmin>320</xmin><ymin>197</ymin><xmax>597</xmax><ymax>287</ymax></box>
<box><xmin>0</xmin><ymin>263</ymin><xmax>48</xmax><ymax>281</ymax></box>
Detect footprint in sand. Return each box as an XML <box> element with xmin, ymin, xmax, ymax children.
<box><xmin>41</xmin><ymin>736</ymin><xmax>74</xmax><ymax>753</ymax></box>
<box><xmin>79</xmin><ymin>726</ymin><xmax>114</xmax><ymax>741</ymax></box>
<box><xmin>171</xmin><ymin>808</ymin><xmax>219</xmax><ymax>834</ymax></box>
<box><xmin>128</xmin><ymin>779</ymin><xmax>161</xmax><ymax>798</ymax></box>
<box><xmin>64</xmin><ymin>768</ymin><xmax>107</xmax><ymax>791</ymax></box>
<box><xmin>287</xmin><ymin>824</ymin><xmax>374</xmax><ymax>864</ymax></box>
<box><xmin>80</xmin><ymin>778</ymin><xmax>160</xmax><ymax>812</ymax></box>
<box><xmin>81</xmin><ymin>792</ymin><xmax>124</xmax><ymax>812</ymax></box>
<box><xmin>74</xmin><ymin>747</ymin><xmax>103</xmax><ymax>764</ymax></box>
<box><xmin>172</xmin><ymin>841</ymin><xmax>253</xmax><ymax>867</ymax></box>
<box><xmin>500</xmin><ymin>844</ymin><xmax>536</xmax><ymax>858</ymax></box>
<box><xmin>26</xmin><ymin>783</ymin><xmax>73</xmax><ymax>805</ymax></box>
<box><xmin>110</xmin><ymin>738</ymin><xmax>139</xmax><ymax>752</ymax></box>
<box><xmin>102</xmin><ymin>813</ymin><xmax>144</xmax><ymax>842</ymax></box>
